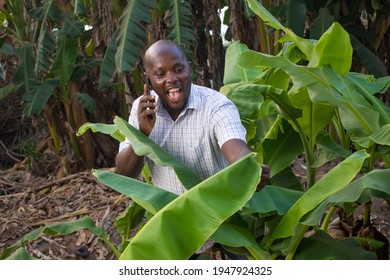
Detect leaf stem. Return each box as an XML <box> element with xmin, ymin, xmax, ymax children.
<box><xmin>100</xmin><ymin>236</ymin><xmax>121</xmax><ymax>259</ymax></box>
<box><xmin>321</xmin><ymin>205</ymin><xmax>337</xmax><ymax>231</ymax></box>
<box><xmin>286</xmin><ymin>225</ymin><xmax>310</xmax><ymax>260</ymax></box>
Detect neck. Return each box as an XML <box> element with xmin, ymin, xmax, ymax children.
<box><xmin>167</xmin><ymin>108</ymin><xmax>182</xmax><ymax>121</ymax></box>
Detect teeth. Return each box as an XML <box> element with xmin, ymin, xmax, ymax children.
<box><xmin>168</xmin><ymin>88</ymin><xmax>180</xmax><ymax>94</ymax></box>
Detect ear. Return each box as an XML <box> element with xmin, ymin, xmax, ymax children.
<box><xmin>188</xmin><ymin>61</ymin><xmax>193</xmax><ymax>73</ymax></box>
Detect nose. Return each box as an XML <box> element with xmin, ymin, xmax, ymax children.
<box><xmin>165</xmin><ymin>71</ymin><xmax>178</xmax><ymax>83</ymax></box>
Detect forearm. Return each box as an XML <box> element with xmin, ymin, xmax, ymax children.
<box><xmin>115</xmin><ymin>145</ymin><xmax>145</xmax><ymax>178</ymax></box>
<box><xmin>221</xmin><ymin>139</ymin><xmax>251</xmax><ymax>164</ymax></box>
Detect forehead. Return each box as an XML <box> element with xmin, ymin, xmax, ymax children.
<box><xmin>145</xmin><ymin>43</ymin><xmax>187</xmax><ymax>70</ymax></box>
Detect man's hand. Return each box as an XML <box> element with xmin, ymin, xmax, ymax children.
<box><xmin>221</xmin><ymin>139</ymin><xmax>271</xmax><ymax>192</ymax></box>
<box><xmin>138</xmin><ymin>84</ymin><xmax>156</xmax><ymax>136</ymax></box>
<box><xmin>256</xmin><ymin>164</ymin><xmax>270</xmax><ymax>192</ymax></box>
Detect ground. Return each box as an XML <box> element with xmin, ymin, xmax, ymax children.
<box><xmin>0</xmin><ymin>168</ymin><xmax>129</xmax><ymax>260</ymax></box>
<box><xmin>0</xmin><ymin>159</ymin><xmax>389</xmax><ymax>260</ymax></box>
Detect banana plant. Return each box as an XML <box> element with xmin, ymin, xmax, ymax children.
<box><xmin>217</xmin><ymin>0</ymin><xmax>390</xmax><ymax>259</ymax></box>
<box><xmin>3</xmin><ymin>112</ymin><xmax>389</xmax><ymax>259</ymax></box>
<box><xmin>262</xmin><ymin>0</ymin><xmax>388</xmax><ymax>78</ymax></box>
<box><xmin>79</xmin><ymin>116</ymin><xmax>389</xmax><ymax>260</ymax></box>
<box><xmin>1</xmin><ymin>0</ymin><xmax>99</xmax><ymax>172</ymax></box>
<box><xmin>1</xmin><ymin>115</ymin><xmax>264</xmax><ymax>260</ymax></box>
<box><xmin>99</xmin><ymin>0</ymin><xmax>197</xmax><ymax>89</ymax></box>
<box><xmin>223</xmin><ymin>0</ymin><xmax>390</xmax><ymax>189</ymax></box>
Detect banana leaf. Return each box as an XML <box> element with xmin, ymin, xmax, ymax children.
<box><xmin>94</xmin><ymin>166</ymin><xmax>270</xmax><ymax>259</ymax></box>
<box><xmin>165</xmin><ymin>0</ymin><xmax>196</xmax><ymax>49</ymax></box>
<box><xmin>93</xmin><ymin>170</ymin><xmax>177</xmax><ymax>215</ymax></box>
<box><xmin>99</xmin><ymin>28</ymin><xmax>120</xmax><ymax>88</ymax></box>
<box><xmin>238</xmin><ymin>51</ymin><xmax>390</xmax><ymax>148</ymax></box>
<box><xmin>114</xmin><ymin>0</ymin><xmax>155</xmax><ymax>73</ymax></box>
<box><xmin>118</xmin><ymin>153</ymin><xmax>260</xmax><ymax>260</ymax></box>
<box><xmin>246</xmin><ymin>0</ymin><xmax>314</xmax><ymax>59</ymax></box>
<box><xmin>243</xmin><ymin>186</ymin><xmax>304</xmax><ymax>216</ymax></box>
<box><xmin>223</xmin><ymin>41</ymin><xmax>261</xmax><ymax>84</ymax></box>
<box><xmin>295</xmin><ymin>231</ymin><xmax>376</xmax><ymax>260</ymax></box>
<box><xmin>51</xmin><ymin>32</ymin><xmax>78</xmax><ymax>85</ymax></box>
<box><xmin>4</xmin><ymin>248</ymin><xmax>37</xmax><ymax>260</ymax></box>
<box><xmin>113</xmin><ymin>116</ymin><xmax>202</xmax><ymax>189</ymax></box>
<box><xmin>77</xmin><ymin>121</ymin><xmax>125</xmax><ymax>143</ymax></box>
<box><xmin>260</xmin><ymin>150</ymin><xmax>369</xmax><ymax>247</ymax></box>
<box><xmin>31</xmin><ymin>0</ymin><xmax>63</xmax><ymax>76</ymax></box>
<box><xmin>261</xmin><ymin>118</ymin><xmax>303</xmax><ymax>177</ymax></box>
<box><xmin>302</xmin><ymin>168</ymin><xmax>390</xmax><ymax>225</ymax></box>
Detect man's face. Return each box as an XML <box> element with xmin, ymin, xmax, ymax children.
<box><xmin>144</xmin><ymin>44</ymin><xmax>192</xmax><ymax>119</ymax></box>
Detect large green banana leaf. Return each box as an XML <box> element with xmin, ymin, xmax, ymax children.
<box><xmin>260</xmin><ymin>150</ymin><xmax>369</xmax><ymax>247</ymax></box>
<box><xmin>286</xmin><ymin>0</ymin><xmax>306</xmax><ymax>37</ymax></box>
<box><xmin>308</xmin><ymin>22</ymin><xmax>352</xmax><ymax>75</ymax></box>
<box><xmin>79</xmin><ymin>116</ymin><xmax>269</xmax><ymax>258</ymax></box>
<box><xmin>238</xmin><ymin>51</ymin><xmax>390</xmax><ymax>148</ymax></box>
<box><xmin>223</xmin><ymin>42</ymin><xmax>261</xmax><ymax>85</ymax></box>
<box><xmin>243</xmin><ymin>186</ymin><xmax>304</xmax><ymax>216</ymax></box>
<box><xmin>113</xmin><ymin>116</ymin><xmax>202</xmax><ymax>189</ymax></box>
<box><xmin>94</xmin><ymin>167</ymin><xmax>270</xmax><ymax>259</ymax></box>
<box><xmin>51</xmin><ymin>33</ymin><xmax>78</xmax><ymax>86</ymax></box>
<box><xmin>23</xmin><ymin>78</ymin><xmax>59</xmax><ymax>117</ymax></box>
<box><xmin>79</xmin><ymin>119</ymin><xmax>202</xmax><ymax>191</ymax></box>
<box><xmin>78</xmin><ymin>115</ymin><xmax>202</xmax><ymax>188</ymax></box>
<box><xmin>13</xmin><ymin>43</ymin><xmax>35</xmax><ymax>95</ymax></box>
<box><xmin>118</xmin><ymin>153</ymin><xmax>260</xmax><ymax>260</ymax></box>
<box><xmin>93</xmin><ymin>170</ymin><xmax>177</xmax><ymax>215</ymax></box>
<box><xmin>302</xmin><ymin>168</ymin><xmax>390</xmax><ymax>226</ymax></box>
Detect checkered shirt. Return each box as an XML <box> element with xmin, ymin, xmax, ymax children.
<box><xmin>119</xmin><ymin>84</ymin><xmax>246</xmax><ymax>194</ymax></box>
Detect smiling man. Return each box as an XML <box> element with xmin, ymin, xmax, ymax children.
<box><xmin>115</xmin><ymin>40</ymin><xmax>269</xmax><ymax>257</ymax></box>
<box><xmin>116</xmin><ymin>39</ymin><xmax>269</xmax><ymax>193</ymax></box>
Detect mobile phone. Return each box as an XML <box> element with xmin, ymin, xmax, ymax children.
<box><xmin>147</xmin><ymin>78</ymin><xmax>152</xmax><ymax>96</ymax></box>
<box><xmin>146</xmin><ymin>78</ymin><xmax>151</xmax><ymax>110</ymax></box>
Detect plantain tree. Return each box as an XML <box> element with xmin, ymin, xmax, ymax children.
<box><xmin>0</xmin><ymin>0</ymin><xmax>232</xmax><ymax>174</ymax></box>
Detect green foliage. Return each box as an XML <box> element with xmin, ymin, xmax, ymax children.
<box><xmin>263</xmin><ymin>0</ymin><xmax>388</xmax><ymax>77</ymax></box>
<box><xmin>98</xmin><ymin>0</ymin><xmax>198</xmax><ymax>89</ymax></box>
<box><xmin>114</xmin><ymin>1</ymin><xmax>155</xmax><ymax>74</ymax></box>
<box><xmin>2</xmin><ymin>0</ymin><xmax>389</xmax><ymax>261</ymax></box>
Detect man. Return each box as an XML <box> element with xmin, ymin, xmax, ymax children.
<box><xmin>115</xmin><ymin>39</ymin><xmax>270</xmax><ymax>257</ymax></box>
<box><xmin>116</xmin><ymin>39</ymin><xmax>269</xmax><ymax>189</ymax></box>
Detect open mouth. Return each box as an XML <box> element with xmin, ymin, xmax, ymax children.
<box><xmin>167</xmin><ymin>87</ymin><xmax>182</xmax><ymax>103</ymax></box>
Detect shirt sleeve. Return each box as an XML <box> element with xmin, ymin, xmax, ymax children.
<box><xmin>211</xmin><ymin>98</ymin><xmax>247</xmax><ymax>148</ymax></box>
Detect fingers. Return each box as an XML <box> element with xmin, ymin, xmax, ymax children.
<box><xmin>139</xmin><ymin>84</ymin><xmax>156</xmax><ymax>115</ymax></box>
<box><xmin>256</xmin><ymin>164</ymin><xmax>270</xmax><ymax>192</ymax></box>
<box><xmin>137</xmin><ymin>84</ymin><xmax>157</xmax><ymax>136</ymax></box>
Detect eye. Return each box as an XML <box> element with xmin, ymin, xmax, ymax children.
<box><xmin>175</xmin><ymin>66</ymin><xmax>184</xmax><ymax>73</ymax></box>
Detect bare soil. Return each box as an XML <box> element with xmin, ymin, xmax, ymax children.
<box><xmin>0</xmin><ymin>168</ymin><xmax>130</xmax><ymax>260</ymax></box>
